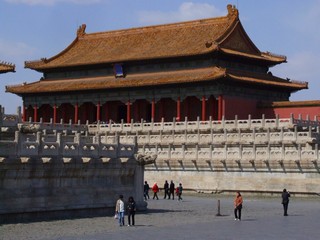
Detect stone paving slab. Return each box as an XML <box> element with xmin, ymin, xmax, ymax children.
<box><xmin>1</xmin><ymin>194</ymin><xmax>319</xmax><ymax>240</ymax></box>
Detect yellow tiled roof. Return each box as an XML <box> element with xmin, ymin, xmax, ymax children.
<box><xmin>6</xmin><ymin>66</ymin><xmax>307</xmax><ymax>95</ymax></box>
<box><xmin>24</xmin><ymin>5</ymin><xmax>284</xmax><ymax>71</ymax></box>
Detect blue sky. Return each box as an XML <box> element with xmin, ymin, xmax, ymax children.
<box><xmin>1</xmin><ymin>0</ymin><xmax>320</xmax><ymax>113</ymax></box>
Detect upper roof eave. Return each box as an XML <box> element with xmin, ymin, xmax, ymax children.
<box><xmin>24</xmin><ymin>5</ymin><xmax>241</xmax><ymax>71</ymax></box>
<box><xmin>219</xmin><ymin>48</ymin><xmax>286</xmax><ymax>64</ymax></box>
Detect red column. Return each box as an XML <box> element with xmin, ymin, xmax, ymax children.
<box><xmin>201</xmin><ymin>96</ymin><xmax>206</xmax><ymax>121</ymax></box>
<box><xmin>218</xmin><ymin>95</ymin><xmax>223</xmax><ymax>120</ymax></box>
<box><xmin>151</xmin><ymin>98</ymin><xmax>155</xmax><ymax>121</ymax></box>
<box><xmin>33</xmin><ymin>104</ymin><xmax>38</xmax><ymax>122</ymax></box>
<box><xmin>74</xmin><ymin>103</ymin><xmax>79</xmax><ymax>124</ymax></box>
<box><xmin>53</xmin><ymin>104</ymin><xmax>57</xmax><ymax>124</ymax></box>
<box><xmin>22</xmin><ymin>105</ymin><xmax>26</xmax><ymax>122</ymax></box>
<box><xmin>127</xmin><ymin>100</ymin><xmax>131</xmax><ymax>123</ymax></box>
<box><xmin>96</xmin><ymin>101</ymin><xmax>101</xmax><ymax>122</ymax></box>
<box><xmin>176</xmin><ymin>97</ymin><xmax>181</xmax><ymax>121</ymax></box>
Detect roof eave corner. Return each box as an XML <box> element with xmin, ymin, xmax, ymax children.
<box><xmin>24</xmin><ymin>58</ymin><xmax>47</xmax><ymax>71</ymax></box>
<box><xmin>227</xmin><ymin>4</ymin><xmax>239</xmax><ymax>19</ymax></box>
<box><xmin>77</xmin><ymin>24</ymin><xmax>86</xmax><ymax>38</ymax></box>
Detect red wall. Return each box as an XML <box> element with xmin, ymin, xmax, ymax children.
<box><xmin>262</xmin><ymin>106</ymin><xmax>320</xmax><ymax>120</ymax></box>
<box><xmin>224</xmin><ymin>96</ymin><xmax>260</xmax><ymax>120</ymax></box>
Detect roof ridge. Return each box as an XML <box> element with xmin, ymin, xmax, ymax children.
<box><xmin>86</xmin><ymin>15</ymin><xmax>231</xmax><ymax>38</ymax></box>
<box><xmin>84</xmin><ymin>4</ymin><xmax>238</xmax><ymax>38</ymax></box>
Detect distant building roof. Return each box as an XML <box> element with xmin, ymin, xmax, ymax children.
<box><xmin>0</xmin><ymin>61</ymin><xmax>15</xmax><ymax>74</ymax></box>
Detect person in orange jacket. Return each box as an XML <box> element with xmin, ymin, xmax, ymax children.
<box><xmin>152</xmin><ymin>182</ymin><xmax>159</xmax><ymax>200</ymax></box>
<box><xmin>234</xmin><ymin>191</ymin><xmax>243</xmax><ymax>221</ymax></box>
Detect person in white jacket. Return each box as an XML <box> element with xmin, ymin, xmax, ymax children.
<box><xmin>115</xmin><ymin>195</ymin><xmax>125</xmax><ymax>226</ymax></box>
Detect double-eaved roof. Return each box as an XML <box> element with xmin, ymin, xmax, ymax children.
<box><xmin>6</xmin><ymin>5</ymin><xmax>307</xmax><ymax>95</ymax></box>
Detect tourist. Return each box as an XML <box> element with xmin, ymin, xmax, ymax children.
<box><xmin>234</xmin><ymin>191</ymin><xmax>243</xmax><ymax>221</ymax></box>
<box><xmin>115</xmin><ymin>194</ymin><xmax>125</xmax><ymax>226</ymax></box>
<box><xmin>144</xmin><ymin>181</ymin><xmax>150</xmax><ymax>200</ymax></box>
<box><xmin>127</xmin><ymin>196</ymin><xmax>136</xmax><ymax>226</ymax></box>
<box><xmin>152</xmin><ymin>182</ymin><xmax>159</xmax><ymax>200</ymax></box>
<box><xmin>169</xmin><ymin>180</ymin><xmax>175</xmax><ymax>200</ymax></box>
<box><xmin>163</xmin><ymin>180</ymin><xmax>169</xmax><ymax>199</ymax></box>
<box><xmin>177</xmin><ymin>183</ymin><xmax>183</xmax><ymax>201</ymax></box>
<box><xmin>282</xmin><ymin>189</ymin><xmax>291</xmax><ymax>216</ymax></box>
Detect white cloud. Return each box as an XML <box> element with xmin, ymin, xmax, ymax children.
<box><xmin>138</xmin><ymin>2</ymin><xmax>225</xmax><ymax>25</ymax></box>
<box><xmin>5</xmin><ymin>0</ymin><xmax>101</xmax><ymax>6</ymax></box>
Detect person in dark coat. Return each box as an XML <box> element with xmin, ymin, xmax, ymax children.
<box><xmin>127</xmin><ymin>196</ymin><xmax>136</xmax><ymax>226</ymax></box>
<box><xmin>169</xmin><ymin>180</ymin><xmax>175</xmax><ymax>200</ymax></box>
<box><xmin>144</xmin><ymin>181</ymin><xmax>150</xmax><ymax>200</ymax></box>
<box><xmin>163</xmin><ymin>180</ymin><xmax>169</xmax><ymax>199</ymax></box>
<box><xmin>282</xmin><ymin>189</ymin><xmax>291</xmax><ymax>216</ymax></box>
<box><xmin>177</xmin><ymin>183</ymin><xmax>183</xmax><ymax>201</ymax></box>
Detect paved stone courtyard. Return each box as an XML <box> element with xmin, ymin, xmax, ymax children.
<box><xmin>1</xmin><ymin>193</ymin><xmax>319</xmax><ymax>240</ymax></box>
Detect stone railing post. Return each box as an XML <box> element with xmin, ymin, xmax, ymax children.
<box><xmin>308</xmin><ymin>126</ymin><xmax>312</xmax><ymax>138</ymax></box>
<box><xmin>196</xmin><ymin>116</ymin><xmax>200</xmax><ymax>129</ymax></box>
<box><xmin>261</xmin><ymin>114</ymin><xmax>265</xmax><ymax>128</ymax></box>
<box><xmin>57</xmin><ymin>133</ymin><xmax>62</xmax><ymax>154</ymax></box>
<box><xmin>290</xmin><ymin>113</ymin><xmax>294</xmax><ymax>125</ymax></box>
<box><xmin>235</xmin><ymin>115</ymin><xmax>238</xmax><ymax>129</ymax></box>
<box><xmin>14</xmin><ymin>131</ymin><xmax>20</xmax><ymax>154</ymax></box>
<box><xmin>17</xmin><ymin>106</ymin><xmax>22</xmax><ymax>123</ymax></box>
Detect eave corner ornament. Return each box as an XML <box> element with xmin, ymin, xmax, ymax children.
<box><xmin>227</xmin><ymin>4</ymin><xmax>238</xmax><ymax>17</ymax></box>
<box><xmin>77</xmin><ymin>24</ymin><xmax>86</xmax><ymax>37</ymax></box>
<box><xmin>134</xmin><ymin>153</ymin><xmax>157</xmax><ymax>166</ymax></box>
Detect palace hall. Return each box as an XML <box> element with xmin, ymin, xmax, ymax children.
<box><xmin>6</xmin><ymin>5</ymin><xmax>310</xmax><ymax>124</ymax></box>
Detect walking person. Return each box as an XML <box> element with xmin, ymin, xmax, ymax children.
<box><xmin>127</xmin><ymin>196</ymin><xmax>136</xmax><ymax>226</ymax></box>
<box><xmin>177</xmin><ymin>183</ymin><xmax>183</xmax><ymax>201</ymax></box>
<box><xmin>152</xmin><ymin>182</ymin><xmax>159</xmax><ymax>200</ymax></box>
<box><xmin>115</xmin><ymin>194</ymin><xmax>125</xmax><ymax>226</ymax></box>
<box><xmin>282</xmin><ymin>188</ymin><xmax>291</xmax><ymax>216</ymax></box>
<box><xmin>144</xmin><ymin>181</ymin><xmax>150</xmax><ymax>200</ymax></box>
<box><xmin>169</xmin><ymin>180</ymin><xmax>175</xmax><ymax>200</ymax></box>
<box><xmin>163</xmin><ymin>180</ymin><xmax>169</xmax><ymax>199</ymax></box>
<box><xmin>234</xmin><ymin>191</ymin><xmax>243</xmax><ymax>221</ymax></box>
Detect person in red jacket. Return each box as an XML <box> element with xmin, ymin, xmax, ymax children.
<box><xmin>234</xmin><ymin>191</ymin><xmax>243</xmax><ymax>221</ymax></box>
<box><xmin>152</xmin><ymin>182</ymin><xmax>159</xmax><ymax>200</ymax></box>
